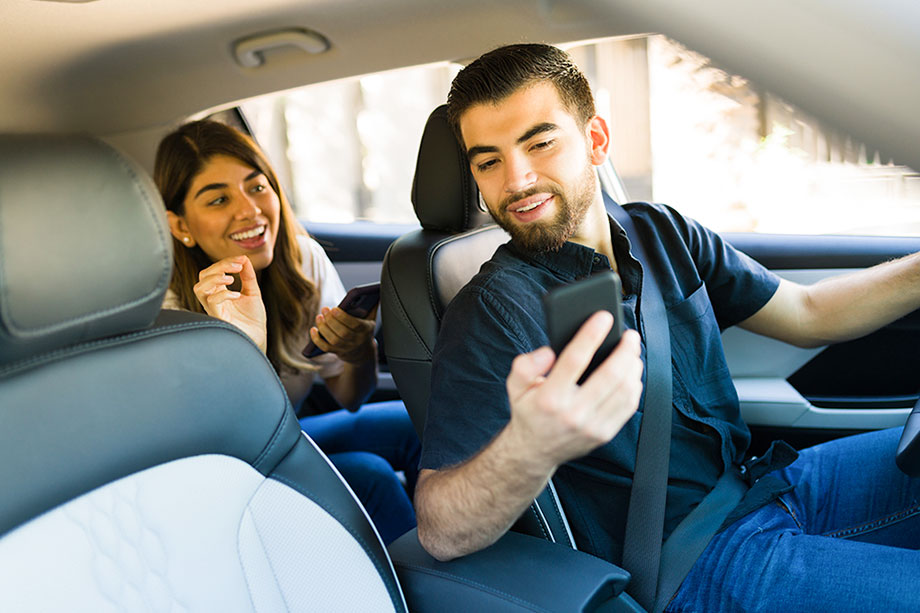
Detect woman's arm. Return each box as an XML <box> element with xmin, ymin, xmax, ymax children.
<box><xmin>309</xmin><ymin>306</ymin><xmax>378</xmax><ymax>410</ymax></box>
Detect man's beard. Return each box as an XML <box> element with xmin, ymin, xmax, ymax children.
<box><xmin>490</xmin><ymin>164</ymin><xmax>596</xmax><ymax>253</ymax></box>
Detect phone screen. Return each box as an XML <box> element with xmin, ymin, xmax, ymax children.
<box><xmin>543</xmin><ymin>271</ymin><xmax>624</xmax><ymax>383</ymax></box>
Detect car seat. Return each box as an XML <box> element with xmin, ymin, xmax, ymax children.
<box><xmin>381</xmin><ymin>104</ymin><xmax>580</xmax><ymax>548</ymax></box>
<box><xmin>0</xmin><ymin>132</ymin><xmax>634</xmax><ymax>613</ymax></box>
<box><xmin>0</xmin><ymin>133</ymin><xmax>406</xmax><ymax>612</ymax></box>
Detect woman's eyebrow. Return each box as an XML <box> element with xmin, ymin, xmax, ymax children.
<box><xmin>193</xmin><ymin>182</ymin><xmax>227</xmax><ymax>199</ymax></box>
<box><xmin>192</xmin><ymin>170</ymin><xmax>263</xmax><ymax>199</ymax></box>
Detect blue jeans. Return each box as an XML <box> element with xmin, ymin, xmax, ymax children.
<box><xmin>299</xmin><ymin>400</ymin><xmax>420</xmax><ymax>545</ymax></box>
<box><xmin>667</xmin><ymin>427</ymin><xmax>920</xmax><ymax>612</ymax></box>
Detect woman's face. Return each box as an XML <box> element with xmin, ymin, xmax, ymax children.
<box><xmin>170</xmin><ymin>154</ymin><xmax>282</xmax><ymax>271</ymax></box>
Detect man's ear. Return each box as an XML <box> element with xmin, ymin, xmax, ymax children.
<box><xmin>166</xmin><ymin>211</ymin><xmax>195</xmax><ymax>247</ymax></box>
<box><xmin>586</xmin><ymin>115</ymin><xmax>610</xmax><ymax>166</ymax></box>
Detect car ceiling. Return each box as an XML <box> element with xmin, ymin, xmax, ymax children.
<box><xmin>2</xmin><ymin>0</ymin><xmax>919</xmax><ymax>172</ymax></box>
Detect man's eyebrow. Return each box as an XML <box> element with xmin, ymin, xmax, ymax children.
<box><xmin>192</xmin><ymin>170</ymin><xmax>263</xmax><ymax>199</ymax></box>
<box><xmin>466</xmin><ymin>144</ymin><xmax>498</xmax><ymax>159</ymax></box>
<box><xmin>517</xmin><ymin>122</ymin><xmax>558</xmax><ymax>144</ymax></box>
<box><xmin>466</xmin><ymin>122</ymin><xmax>560</xmax><ymax>160</ymax></box>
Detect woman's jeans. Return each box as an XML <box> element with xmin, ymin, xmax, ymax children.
<box><xmin>299</xmin><ymin>400</ymin><xmax>420</xmax><ymax>545</ymax></box>
<box><xmin>668</xmin><ymin>427</ymin><xmax>920</xmax><ymax>612</ymax></box>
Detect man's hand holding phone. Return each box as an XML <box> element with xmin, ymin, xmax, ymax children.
<box><xmin>543</xmin><ymin>271</ymin><xmax>625</xmax><ymax>383</ymax></box>
<box><xmin>503</xmin><ymin>272</ymin><xmax>643</xmax><ymax>469</ymax></box>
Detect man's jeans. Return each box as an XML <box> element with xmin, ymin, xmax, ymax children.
<box><xmin>667</xmin><ymin>427</ymin><xmax>920</xmax><ymax>612</ymax></box>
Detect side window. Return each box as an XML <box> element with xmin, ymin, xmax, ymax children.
<box><xmin>240</xmin><ymin>63</ymin><xmax>459</xmax><ymax>225</ymax></box>
<box><xmin>240</xmin><ymin>36</ymin><xmax>920</xmax><ymax>237</ymax></box>
<box><xmin>569</xmin><ymin>36</ymin><xmax>920</xmax><ymax>236</ymax></box>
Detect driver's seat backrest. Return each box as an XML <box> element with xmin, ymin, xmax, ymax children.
<box><xmin>0</xmin><ymin>134</ymin><xmax>407</xmax><ymax>612</ymax></box>
<box><xmin>381</xmin><ymin>105</ymin><xmax>577</xmax><ymax>548</ymax></box>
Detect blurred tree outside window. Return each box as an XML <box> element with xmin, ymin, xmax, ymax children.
<box><xmin>243</xmin><ymin>36</ymin><xmax>920</xmax><ymax>236</ymax></box>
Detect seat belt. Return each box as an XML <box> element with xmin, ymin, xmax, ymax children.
<box><xmin>652</xmin><ymin>469</ymin><xmax>747</xmax><ymax>612</ymax></box>
<box><xmin>610</xmin><ymin>202</ymin><xmax>750</xmax><ymax>613</ymax></box>
<box><xmin>610</xmin><ymin>203</ymin><xmax>671</xmax><ymax>611</ymax></box>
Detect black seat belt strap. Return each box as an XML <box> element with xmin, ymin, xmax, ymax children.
<box><xmin>652</xmin><ymin>469</ymin><xmax>747</xmax><ymax>612</ymax></box>
<box><xmin>610</xmin><ymin>203</ymin><xmax>672</xmax><ymax>611</ymax></box>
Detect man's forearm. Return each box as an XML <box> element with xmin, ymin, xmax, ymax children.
<box><xmin>742</xmin><ymin>252</ymin><xmax>920</xmax><ymax>347</ymax></box>
<box><xmin>415</xmin><ymin>426</ymin><xmax>556</xmax><ymax>561</ymax></box>
<box><xmin>803</xmin><ymin>251</ymin><xmax>920</xmax><ymax>344</ymax></box>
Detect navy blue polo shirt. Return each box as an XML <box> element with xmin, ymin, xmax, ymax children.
<box><xmin>420</xmin><ymin>200</ymin><xmax>788</xmax><ymax>565</ymax></box>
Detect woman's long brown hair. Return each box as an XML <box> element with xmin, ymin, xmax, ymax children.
<box><xmin>153</xmin><ymin>119</ymin><xmax>320</xmax><ymax>375</ymax></box>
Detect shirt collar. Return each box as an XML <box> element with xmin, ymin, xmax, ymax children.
<box><xmin>505</xmin><ymin>194</ymin><xmax>640</xmax><ymax>290</ymax></box>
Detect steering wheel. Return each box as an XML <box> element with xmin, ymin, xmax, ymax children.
<box><xmin>896</xmin><ymin>397</ymin><xmax>920</xmax><ymax>476</ymax></box>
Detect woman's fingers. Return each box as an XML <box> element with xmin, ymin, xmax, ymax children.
<box><xmin>198</xmin><ymin>256</ymin><xmax>243</xmax><ymax>282</ymax></box>
<box><xmin>316</xmin><ymin>306</ymin><xmax>374</xmax><ymax>347</ymax></box>
<box><xmin>192</xmin><ymin>257</ymin><xmax>260</xmax><ymax>316</ymax></box>
<box><xmin>309</xmin><ymin>326</ymin><xmax>333</xmax><ymax>353</ymax></box>
<box><xmin>237</xmin><ymin>256</ymin><xmax>261</xmax><ymax>298</ymax></box>
<box><xmin>205</xmin><ymin>287</ymin><xmax>242</xmax><ymax>308</ymax></box>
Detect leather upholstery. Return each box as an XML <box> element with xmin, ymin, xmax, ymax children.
<box><xmin>0</xmin><ymin>135</ymin><xmax>171</xmax><ymax>366</ymax></box>
<box><xmin>411</xmin><ymin>104</ymin><xmax>491</xmax><ymax>232</ymax></box>
<box><xmin>0</xmin><ymin>134</ymin><xmax>407</xmax><ymax>611</ymax></box>
<box><xmin>381</xmin><ymin>106</ymin><xmax>577</xmax><ymax>548</ymax></box>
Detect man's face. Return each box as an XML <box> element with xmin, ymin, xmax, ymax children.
<box><xmin>460</xmin><ymin>82</ymin><xmax>606</xmax><ymax>252</ymax></box>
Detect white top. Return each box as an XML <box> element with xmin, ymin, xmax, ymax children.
<box><xmin>162</xmin><ymin>234</ymin><xmax>347</xmax><ymax>409</ymax></box>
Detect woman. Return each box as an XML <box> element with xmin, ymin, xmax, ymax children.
<box><xmin>154</xmin><ymin>119</ymin><xmax>418</xmax><ymax>545</ymax></box>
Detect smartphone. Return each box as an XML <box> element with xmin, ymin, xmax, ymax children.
<box><xmin>303</xmin><ymin>282</ymin><xmax>381</xmax><ymax>358</ymax></box>
<box><xmin>543</xmin><ymin>271</ymin><xmax>624</xmax><ymax>383</ymax></box>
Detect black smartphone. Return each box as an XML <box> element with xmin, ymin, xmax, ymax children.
<box><xmin>543</xmin><ymin>271</ymin><xmax>624</xmax><ymax>383</ymax></box>
<box><xmin>303</xmin><ymin>282</ymin><xmax>381</xmax><ymax>358</ymax></box>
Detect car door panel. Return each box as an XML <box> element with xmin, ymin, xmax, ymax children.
<box><xmin>722</xmin><ymin>233</ymin><xmax>920</xmax><ymax>448</ymax></box>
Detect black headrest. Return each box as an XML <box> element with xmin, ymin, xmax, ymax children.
<box><xmin>0</xmin><ymin>134</ymin><xmax>172</xmax><ymax>367</ymax></box>
<box><xmin>411</xmin><ymin>105</ymin><xmax>491</xmax><ymax>232</ymax></box>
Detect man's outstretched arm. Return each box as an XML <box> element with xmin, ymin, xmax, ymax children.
<box><xmin>415</xmin><ymin>313</ymin><xmax>643</xmax><ymax>561</ymax></box>
<box><xmin>741</xmin><ymin>251</ymin><xmax>920</xmax><ymax>347</ymax></box>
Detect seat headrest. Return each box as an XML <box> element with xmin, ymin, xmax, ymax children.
<box><xmin>411</xmin><ymin>105</ymin><xmax>492</xmax><ymax>232</ymax></box>
<box><xmin>0</xmin><ymin>134</ymin><xmax>172</xmax><ymax>367</ymax></box>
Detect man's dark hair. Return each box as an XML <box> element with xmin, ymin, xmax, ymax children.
<box><xmin>446</xmin><ymin>43</ymin><xmax>596</xmax><ymax>146</ymax></box>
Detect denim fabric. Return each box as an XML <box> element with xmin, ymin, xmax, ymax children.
<box><xmin>667</xmin><ymin>427</ymin><xmax>920</xmax><ymax>612</ymax></box>
<box><xmin>300</xmin><ymin>400</ymin><xmax>420</xmax><ymax>545</ymax></box>
<box><xmin>421</xmin><ymin>200</ymin><xmax>782</xmax><ymax>563</ymax></box>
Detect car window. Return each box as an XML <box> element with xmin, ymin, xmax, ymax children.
<box><xmin>241</xmin><ymin>35</ymin><xmax>920</xmax><ymax>236</ymax></box>
<box><xmin>240</xmin><ymin>63</ymin><xmax>459</xmax><ymax>225</ymax></box>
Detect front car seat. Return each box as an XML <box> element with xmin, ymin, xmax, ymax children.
<box><xmin>381</xmin><ymin>105</ymin><xmax>578</xmax><ymax>548</ymax></box>
<box><xmin>0</xmin><ymin>132</ymin><xmax>637</xmax><ymax>613</ymax></box>
<box><xmin>0</xmin><ymin>134</ymin><xmax>406</xmax><ymax>612</ymax></box>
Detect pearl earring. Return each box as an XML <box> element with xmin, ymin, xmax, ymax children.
<box><xmin>182</xmin><ymin>237</ymin><xmax>190</xmax><ymax>244</ymax></box>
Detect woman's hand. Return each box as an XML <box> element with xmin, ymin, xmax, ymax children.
<box><xmin>193</xmin><ymin>256</ymin><xmax>268</xmax><ymax>351</ymax></box>
<box><xmin>309</xmin><ymin>305</ymin><xmax>377</xmax><ymax>365</ymax></box>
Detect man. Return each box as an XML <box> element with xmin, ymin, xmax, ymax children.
<box><xmin>414</xmin><ymin>43</ymin><xmax>920</xmax><ymax>611</ymax></box>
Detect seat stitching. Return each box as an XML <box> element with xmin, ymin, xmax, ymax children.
<box><xmin>0</xmin><ymin>319</ymin><xmax>252</xmax><ymax>379</ymax></box>
<box><xmin>270</xmin><ymin>472</ymin><xmax>405</xmax><ymax>610</ymax></box>
<box><xmin>382</xmin><ymin>257</ymin><xmax>431</xmax><ymax>357</ymax></box>
<box><xmin>0</xmin><ymin>140</ymin><xmax>171</xmax><ymax>337</ymax></box>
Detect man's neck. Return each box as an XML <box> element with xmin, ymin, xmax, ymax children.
<box><xmin>567</xmin><ymin>191</ymin><xmax>616</xmax><ymax>272</ymax></box>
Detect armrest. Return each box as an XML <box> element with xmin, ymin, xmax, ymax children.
<box><xmin>388</xmin><ymin>528</ymin><xmax>632</xmax><ymax>612</ymax></box>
